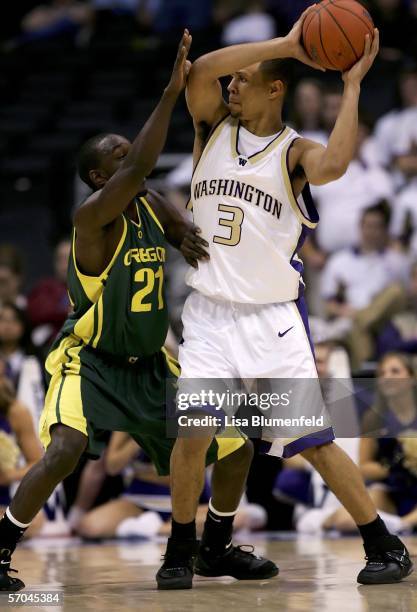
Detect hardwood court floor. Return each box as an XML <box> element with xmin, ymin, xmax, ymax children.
<box><xmin>5</xmin><ymin>534</ymin><xmax>417</xmax><ymax>612</ymax></box>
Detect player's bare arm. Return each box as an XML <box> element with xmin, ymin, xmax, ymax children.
<box><xmin>146</xmin><ymin>188</ymin><xmax>209</xmax><ymax>268</ymax></box>
<box><xmin>186</xmin><ymin>6</ymin><xmax>323</xmax><ymax>131</ymax></box>
<box><xmin>290</xmin><ymin>30</ymin><xmax>379</xmax><ymax>187</ymax></box>
<box><xmin>73</xmin><ymin>30</ymin><xmax>192</xmax><ymax>274</ymax></box>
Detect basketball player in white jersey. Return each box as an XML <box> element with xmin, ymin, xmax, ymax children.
<box><xmin>156</xmin><ymin>8</ymin><xmax>413</xmax><ymax>589</ymax></box>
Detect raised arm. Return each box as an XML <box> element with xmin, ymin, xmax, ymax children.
<box><xmin>74</xmin><ymin>30</ymin><xmax>192</xmax><ymax>230</ymax></box>
<box><xmin>186</xmin><ymin>7</ymin><xmax>323</xmax><ymax>128</ymax></box>
<box><xmin>293</xmin><ymin>30</ymin><xmax>379</xmax><ymax>185</ymax></box>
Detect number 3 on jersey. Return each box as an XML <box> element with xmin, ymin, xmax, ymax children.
<box><xmin>131</xmin><ymin>265</ymin><xmax>164</xmax><ymax>312</ymax></box>
<box><xmin>213</xmin><ymin>204</ymin><xmax>244</xmax><ymax>246</ymax></box>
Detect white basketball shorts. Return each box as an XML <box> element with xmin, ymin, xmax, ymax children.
<box><xmin>178</xmin><ymin>290</ymin><xmax>335</xmax><ymax>457</ymax></box>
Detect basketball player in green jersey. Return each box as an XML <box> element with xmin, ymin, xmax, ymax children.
<box><xmin>0</xmin><ymin>31</ymin><xmax>277</xmax><ymax>592</ymax></box>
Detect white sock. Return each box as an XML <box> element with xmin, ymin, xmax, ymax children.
<box><xmin>6</xmin><ymin>507</ymin><xmax>31</xmax><ymax>529</ymax></box>
<box><xmin>209</xmin><ymin>498</ymin><xmax>238</xmax><ymax>517</ymax></box>
<box><xmin>115</xmin><ymin>511</ymin><xmax>163</xmax><ymax>538</ymax></box>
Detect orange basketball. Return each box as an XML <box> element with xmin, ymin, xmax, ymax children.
<box><xmin>302</xmin><ymin>0</ymin><xmax>374</xmax><ymax>71</ymax></box>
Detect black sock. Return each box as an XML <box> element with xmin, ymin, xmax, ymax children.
<box><xmin>200</xmin><ymin>503</ymin><xmax>236</xmax><ymax>558</ymax></box>
<box><xmin>171</xmin><ymin>518</ymin><xmax>196</xmax><ymax>541</ymax></box>
<box><xmin>358</xmin><ymin>515</ymin><xmax>390</xmax><ymax>547</ymax></box>
<box><xmin>0</xmin><ymin>512</ymin><xmax>28</xmax><ymax>562</ymax></box>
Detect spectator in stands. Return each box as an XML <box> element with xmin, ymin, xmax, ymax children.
<box><xmin>0</xmin><ymin>302</ymin><xmax>44</xmax><ymax>424</ymax></box>
<box><xmin>373</xmin><ymin>64</ymin><xmax>417</xmax><ymax>188</ymax></box>
<box><xmin>27</xmin><ymin>238</ymin><xmax>71</xmax><ymax>349</ymax></box>
<box><xmin>220</xmin><ymin>0</ymin><xmax>276</xmax><ymax>46</ymax></box>
<box><xmin>327</xmin><ymin>352</ymin><xmax>417</xmax><ymax>534</ymax></box>
<box><xmin>291</xmin><ymin>78</ymin><xmax>324</xmax><ymax>140</ymax></box>
<box><xmin>0</xmin><ymin>364</ymin><xmax>44</xmax><ymax>538</ymax></box>
<box><xmin>378</xmin><ymin>261</ymin><xmax>417</xmax><ymax>355</ymax></box>
<box><xmin>320</xmin><ymin>203</ymin><xmax>410</xmax><ymax>369</ymax></box>
<box><xmin>0</xmin><ymin>246</ymin><xmax>26</xmax><ymax>310</ymax></box>
<box><xmin>307</xmin><ymin>119</ymin><xmax>394</xmax><ymax>259</ymax></box>
<box><xmin>21</xmin><ymin>0</ymin><xmax>93</xmax><ymax>45</ymax></box>
<box><xmin>77</xmin><ymin>432</ymin><xmax>266</xmax><ymax>539</ymax></box>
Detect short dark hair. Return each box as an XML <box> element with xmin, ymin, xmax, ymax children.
<box><xmin>362</xmin><ymin>200</ymin><xmax>391</xmax><ymax>227</ymax></box>
<box><xmin>77</xmin><ymin>133</ymin><xmax>111</xmax><ymax>189</ymax></box>
<box><xmin>259</xmin><ymin>58</ymin><xmax>295</xmax><ymax>89</ymax></box>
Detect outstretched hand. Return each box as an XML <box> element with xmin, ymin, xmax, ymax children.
<box><xmin>284</xmin><ymin>5</ymin><xmax>326</xmax><ymax>72</ymax></box>
<box><xmin>166</xmin><ymin>29</ymin><xmax>192</xmax><ymax>96</ymax></box>
<box><xmin>343</xmin><ymin>29</ymin><xmax>379</xmax><ymax>85</ymax></box>
<box><xmin>180</xmin><ymin>224</ymin><xmax>209</xmax><ymax>268</ymax></box>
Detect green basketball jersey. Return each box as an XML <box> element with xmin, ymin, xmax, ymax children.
<box><xmin>58</xmin><ymin>196</ymin><xmax>169</xmax><ymax>358</ymax></box>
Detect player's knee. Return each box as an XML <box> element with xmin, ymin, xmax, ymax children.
<box><xmin>173</xmin><ymin>435</ymin><xmax>213</xmax><ymax>458</ymax></box>
<box><xmin>218</xmin><ymin>439</ymin><xmax>254</xmax><ymax>473</ymax></box>
<box><xmin>44</xmin><ymin>425</ymin><xmax>87</xmax><ymax>481</ymax></box>
<box><xmin>301</xmin><ymin>441</ymin><xmax>333</xmax><ymax>468</ymax></box>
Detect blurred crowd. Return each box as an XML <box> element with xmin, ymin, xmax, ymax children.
<box><xmin>1</xmin><ymin>0</ymin><xmax>417</xmax><ymax>541</ymax></box>
<box><xmin>4</xmin><ymin>1</ymin><xmax>417</xmax><ymax>56</ymax></box>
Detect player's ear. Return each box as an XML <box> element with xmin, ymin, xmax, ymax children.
<box><xmin>89</xmin><ymin>169</ymin><xmax>107</xmax><ymax>189</ymax></box>
<box><xmin>269</xmin><ymin>79</ymin><xmax>285</xmax><ymax>100</ymax></box>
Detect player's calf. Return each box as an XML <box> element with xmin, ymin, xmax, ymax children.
<box><xmin>0</xmin><ymin>425</ymin><xmax>87</xmax><ymax>591</ymax></box>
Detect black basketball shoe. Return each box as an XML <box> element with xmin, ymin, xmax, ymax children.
<box><xmin>194</xmin><ymin>543</ymin><xmax>279</xmax><ymax>580</ymax></box>
<box><xmin>357</xmin><ymin>535</ymin><xmax>413</xmax><ymax>584</ymax></box>
<box><xmin>156</xmin><ymin>538</ymin><xmax>199</xmax><ymax>590</ymax></box>
<box><xmin>0</xmin><ymin>549</ymin><xmax>24</xmax><ymax>592</ymax></box>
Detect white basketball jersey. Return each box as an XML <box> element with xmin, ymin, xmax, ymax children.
<box><xmin>186</xmin><ymin>115</ymin><xmax>319</xmax><ymax>304</ymax></box>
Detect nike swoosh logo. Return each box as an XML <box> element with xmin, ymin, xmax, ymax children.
<box><xmin>278</xmin><ymin>326</ymin><xmax>294</xmax><ymax>338</ymax></box>
<box><xmin>0</xmin><ymin>560</ymin><xmax>10</xmax><ymax>564</ymax></box>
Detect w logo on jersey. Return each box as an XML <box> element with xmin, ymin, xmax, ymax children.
<box><xmin>238</xmin><ymin>157</ymin><xmax>248</xmax><ymax>167</ymax></box>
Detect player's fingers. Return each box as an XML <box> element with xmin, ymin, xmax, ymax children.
<box><xmin>184</xmin><ymin>243</ymin><xmax>209</xmax><ymax>259</ymax></box>
<box><xmin>299</xmin><ymin>4</ymin><xmax>318</xmax><ymax>24</ymax></box>
<box><xmin>300</xmin><ymin>51</ymin><xmax>326</xmax><ymax>72</ymax></box>
<box><xmin>193</xmin><ymin>234</ymin><xmax>209</xmax><ymax>248</ymax></box>
<box><xmin>363</xmin><ymin>33</ymin><xmax>371</xmax><ymax>56</ymax></box>
<box><xmin>371</xmin><ymin>29</ymin><xmax>379</xmax><ymax>56</ymax></box>
<box><xmin>185</xmin><ymin>256</ymin><xmax>198</xmax><ymax>268</ymax></box>
<box><xmin>184</xmin><ymin>60</ymin><xmax>192</xmax><ymax>77</ymax></box>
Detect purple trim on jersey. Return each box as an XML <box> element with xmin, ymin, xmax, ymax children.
<box><xmin>0</xmin><ymin>417</ymin><xmax>12</xmax><ymax>506</ymax></box>
<box><xmin>295</xmin><ymin>289</ymin><xmax>315</xmax><ymax>358</ymax></box>
<box><xmin>282</xmin><ymin>427</ymin><xmax>335</xmax><ymax>458</ymax></box>
<box><xmin>286</xmin><ymin>142</ymin><xmax>320</xmax><ymax>225</ymax></box>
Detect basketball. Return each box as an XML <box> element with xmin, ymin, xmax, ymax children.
<box><xmin>302</xmin><ymin>0</ymin><xmax>374</xmax><ymax>71</ymax></box>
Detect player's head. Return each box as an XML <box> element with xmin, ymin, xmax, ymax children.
<box><xmin>359</xmin><ymin>201</ymin><xmax>391</xmax><ymax>251</ymax></box>
<box><xmin>227</xmin><ymin>59</ymin><xmax>293</xmax><ymax>121</ymax></box>
<box><xmin>77</xmin><ymin>133</ymin><xmax>131</xmax><ymax>191</ymax></box>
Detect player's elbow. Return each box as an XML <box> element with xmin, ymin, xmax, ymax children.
<box><xmin>313</xmin><ymin>160</ymin><xmax>348</xmax><ymax>185</ymax></box>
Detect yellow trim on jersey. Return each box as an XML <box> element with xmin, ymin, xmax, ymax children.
<box><xmin>161</xmin><ymin>347</ymin><xmax>180</xmax><ymax>377</ymax></box>
<box><xmin>72</xmin><ymin>216</ymin><xmax>128</xmax><ymax>303</ymax></box>
<box><xmin>280</xmin><ymin>140</ymin><xmax>318</xmax><ymax>230</ymax></box>
<box><xmin>91</xmin><ymin>295</ymin><xmax>104</xmax><ymax>348</ymax></box>
<box><xmin>216</xmin><ymin>428</ymin><xmax>246</xmax><ymax>460</ymax></box>
<box><xmin>40</xmin><ymin>339</ymin><xmax>87</xmax><ymax>449</ymax></box>
<box><xmin>230</xmin><ymin>120</ymin><xmax>290</xmax><ymax>164</ymax></box>
<box><xmin>45</xmin><ymin>334</ymin><xmax>79</xmax><ymax>376</ymax></box>
<box><xmin>140</xmin><ymin>196</ymin><xmax>165</xmax><ymax>235</ymax></box>
<box><xmin>73</xmin><ymin>306</ymin><xmax>96</xmax><ymax>346</ymax></box>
